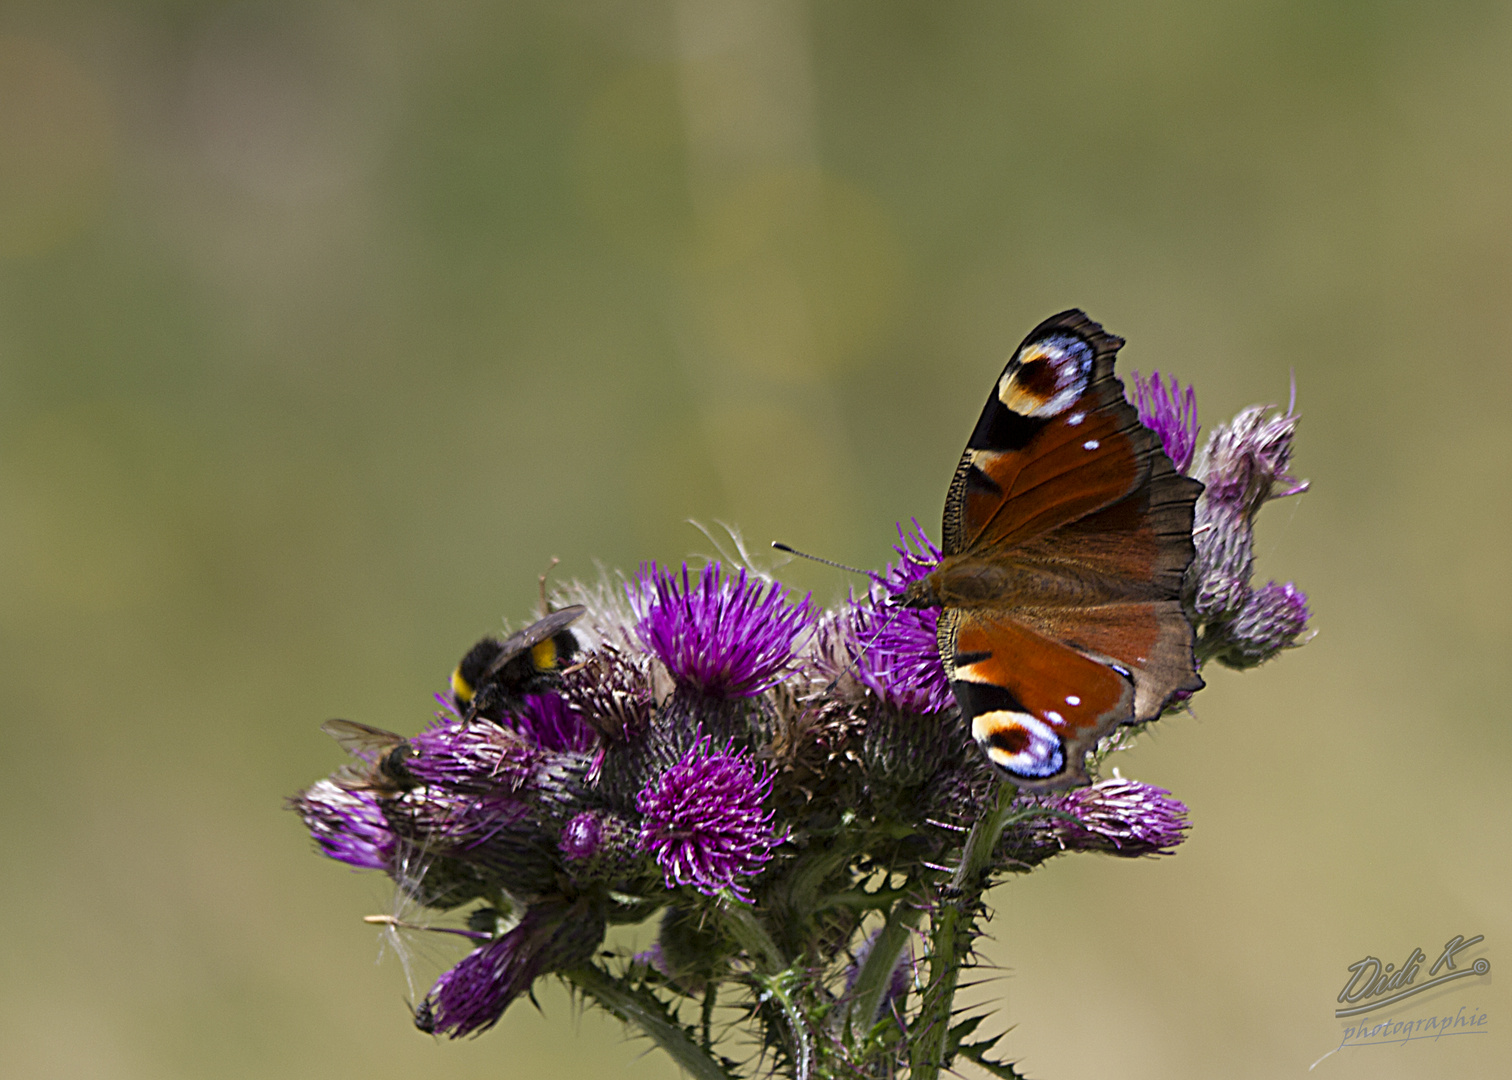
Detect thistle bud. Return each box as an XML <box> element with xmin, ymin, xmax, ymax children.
<box><xmin>1214</xmin><ymin>580</ymin><xmax>1311</xmax><ymax>668</ymax></box>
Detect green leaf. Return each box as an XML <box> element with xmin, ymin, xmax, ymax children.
<box><xmin>564</xmin><ymin>964</ymin><xmax>742</xmax><ymax>1080</ymax></box>
<box><xmin>954</xmin><ymin>1028</ymin><xmax>1030</xmax><ymax>1080</ymax></box>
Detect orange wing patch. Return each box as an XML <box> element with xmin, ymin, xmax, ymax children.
<box><xmin>941</xmin><ymin>609</ymin><xmax>1134</xmax><ymax>787</ymax></box>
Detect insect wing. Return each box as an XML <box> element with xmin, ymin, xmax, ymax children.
<box><xmin>481</xmin><ymin>605</ymin><xmax>586</xmax><ymax>679</ymax></box>
<box><xmin>321</xmin><ymin>718</ymin><xmax>406</xmax><ymax>762</ymax></box>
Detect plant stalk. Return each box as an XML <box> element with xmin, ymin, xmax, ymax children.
<box><xmin>908</xmin><ymin>780</ymin><xmax>1018</xmax><ymax>1080</ymax></box>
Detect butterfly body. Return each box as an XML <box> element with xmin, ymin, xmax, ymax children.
<box><xmin>903</xmin><ymin>310</ymin><xmax>1203</xmax><ymax>790</ymax></box>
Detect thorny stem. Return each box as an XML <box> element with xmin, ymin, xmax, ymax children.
<box><xmin>909</xmin><ymin>781</ymin><xmax>1019</xmax><ymax>1080</ymax></box>
<box><xmin>701</xmin><ymin>982</ymin><xmax>717</xmax><ymax>1053</ymax></box>
<box><xmin>564</xmin><ymin>964</ymin><xmax>736</xmax><ymax>1080</ymax></box>
<box><xmin>756</xmin><ymin>969</ymin><xmax>815</xmax><ymax>1080</ymax></box>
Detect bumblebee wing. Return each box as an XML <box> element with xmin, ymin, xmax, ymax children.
<box><xmin>321</xmin><ymin>718</ymin><xmax>406</xmax><ymax>761</ymax></box>
<box><xmin>482</xmin><ymin>605</ymin><xmax>586</xmax><ymax>678</ymax></box>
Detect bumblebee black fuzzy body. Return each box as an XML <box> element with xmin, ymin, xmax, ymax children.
<box><xmin>450</xmin><ymin>606</ymin><xmax>586</xmax><ymax>721</ymax></box>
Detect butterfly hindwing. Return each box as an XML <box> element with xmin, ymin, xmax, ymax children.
<box><xmin>939</xmin><ymin>608</ymin><xmax>1133</xmax><ymax>785</ymax></box>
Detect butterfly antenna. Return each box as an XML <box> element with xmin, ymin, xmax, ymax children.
<box><xmin>769</xmin><ymin>541</ymin><xmax>911</xmax><ymax>694</ymax></box>
<box><xmin>770</xmin><ymin>541</ymin><xmax>874</xmax><ymax>578</ymax></box>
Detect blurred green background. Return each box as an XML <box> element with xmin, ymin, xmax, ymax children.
<box><xmin>1</xmin><ymin>2</ymin><xmax>1508</xmax><ymax>1078</ymax></box>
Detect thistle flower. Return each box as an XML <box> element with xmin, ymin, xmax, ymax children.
<box><xmin>630</xmin><ymin>562</ymin><xmax>815</xmax><ymax>698</ymax></box>
<box><xmin>1130</xmin><ymin>370</ymin><xmax>1200</xmax><ymax>473</ymax></box>
<box><xmin>838</xmin><ymin>522</ymin><xmax>953</xmax><ymax>714</ymax></box>
<box><xmin>556</xmin><ymin>808</ymin><xmax>642</xmax><ymax>883</ymax></box>
<box><xmin>422</xmin><ymin>898</ymin><xmax>605</xmax><ymax>1038</ymax></box>
<box><xmin>559</xmin><ymin>810</ymin><xmax>604</xmax><ymax>862</ymax></box>
<box><xmin>290</xmin><ymin>779</ymin><xmax>395</xmax><ymax>871</ymax></box>
<box><xmin>1044</xmin><ymin>775</ymin><xmax>1190</xmax><ymax>856</ymax></box>
<box><xmin>510</xmin><ymin>693</ymin><xmax>598</xmax><ymax>755</ymax></box>
<box><xmin>1216</xmin><ymin>580</ymin><xmax>1311</xmax><ymax>668</ymax></box>
<box><xmin>635</xmin><ymin>734</ymin><xmax>780</xmax><ymax>900</ymax></box>
<box><xmin>407</xmin><ymin>719</ymin><xmax>541</xmax><ymax>796</ymax></box>
<box><xmin>556</xmin><ymin>643</ymin><xmax>656</xmax><ymax>744</ymax></box>
<box><xmin>292</xmin><ymin>360</ymin><xmax>1317</xmax><ymax>1078</ymax></box>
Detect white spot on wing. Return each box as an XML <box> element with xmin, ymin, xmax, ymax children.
<box><xmin>1065</xmin><ymin>695</ymin><xmax>1081</xmax><ymax>706</ymax></box>
<box><xmin>1067</xmin><ymin>411</ymin><xmax>1085</xmax><ymax>426</ymax></box>
<box><xmin>1083</xmin><ymin>439</ymin><xmax>1100</xmax><ymax>450</ymax></box>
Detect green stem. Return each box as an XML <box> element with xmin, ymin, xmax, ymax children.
<box><xmin>909</xmin><ymin>780</ymin><xmax>1018</xmax><ymax>1080</ymax></box>
<box><xmin>564</xmin><ymin>964</ymin><xmax>736</xmax><ymax>1080</ymax></box>
<box><xmin>755</xmin><ymin>970</ymin><xmax>814</xmax><ymax>1080</ymax></box>
<box><xmin>846</xmin><ymin>898</ymin><xmax>923</xmax><ymax>1041</ymax></box>
<box><xmin>700</xmin><ymin>982</ymin><xmax>717</xmax><ymax>1052</ymax></box>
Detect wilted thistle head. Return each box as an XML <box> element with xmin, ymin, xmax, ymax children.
<box><xmin>1186</xmin><ymin>384</ymin><xmax>1312</xmax><ymax>661</ymax></box>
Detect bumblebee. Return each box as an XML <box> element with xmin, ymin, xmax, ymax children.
<box><xmin>320</xmin><ymin>719</ymin><xmax>419</xmax><ymax>797</ymax></box>
<box><xmin>450</xmin><ymin>605</ymin><xmax>586</xmax><ymax>721</ymax></box>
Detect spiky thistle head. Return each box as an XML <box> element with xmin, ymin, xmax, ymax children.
<box><xmin>629</xmin><ymin>562</ymin><xmax>816</xmax><ymax>699</ymax></box>
<box><xmin>635</xmin><ymin>733</ymin><xmax>781</xmax><ymax>900</ymax></box>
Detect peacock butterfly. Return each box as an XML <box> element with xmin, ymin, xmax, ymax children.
<box><xmin>898</xmin><ymin>310</ymin><xmax>1204</xmax><ymax>789</ymax></box>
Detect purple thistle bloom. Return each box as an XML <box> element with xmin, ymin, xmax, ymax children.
<box><xmin>424</xmin><ymin>926</ymin><xmax>537</xmax><ymax>1037</ymax></box>
<box><xmin>840</xmin><ymin>521</ymin><xmax>953</xmax><ymax>713</ymax></box>
<box><xmin>635</xmin><ymin>735</ymin><xmax>779</xmax><ymax>900</ymax></box>
<box><xmin>629</xmin><ymin>562</ymin><xmax>815</xmax><ymax>699</ymax></box>
<box><xmin>1130</xmin><ymin>370</ymin><xmax>1200</xmax><ymax>473</ymax></box>
<box><xmin>423</xmin><ymin>899</ymin><xmax>604</xmax><ymax>1038</ymax></box>
<box><xmin>1044</xmin><ymin>776</ymin><xmax>1190</xmax><ymax>856</ymax></box>
<box><xmin>509</xmin><ymin>693</ymin><xmax>598</xmax><ymax>755</ymax></box>
<box><xmin>1221</xmin><ymin>580</ymin><xmax>1311</xmax><ymax>666</ymax></box>
<box><xmin>290</xmin><ymin>779</ymin><xmax>395</xmax><ymax>870</ymax></box>
<box><xmin>407</xmin><ymin>719</ymin><xmax>541</xmax><ymax>796</ymax></box>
